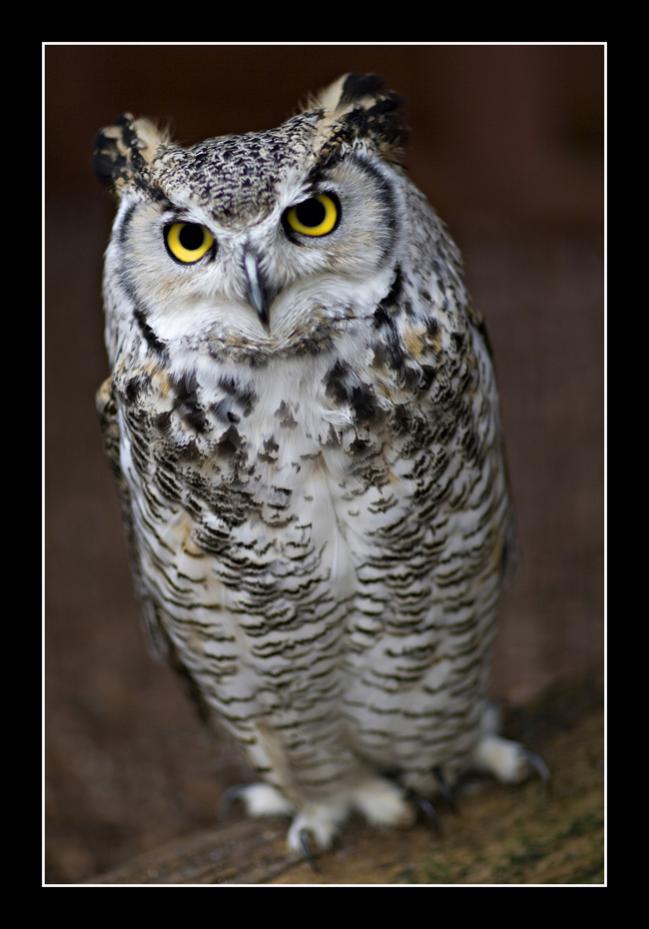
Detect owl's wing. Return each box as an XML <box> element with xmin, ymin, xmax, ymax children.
<box><xmin>95</xmin><ymin>377</ymin><xmax>213</xmax><ymax>723</ymax></box>
<box><xmin>466</xmin><ymin>309</ymin><xmax>520</xmax><ymax>585</ymax></box>
<box><xmin>96</xmin><ymin>376</ymin><xmax>167</xmax><ymax>657</ymax></box>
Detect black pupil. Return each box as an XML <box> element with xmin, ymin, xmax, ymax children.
<box><xmin>179</xmin><ymin>224</ymin><xmax>205</xmax><ymax>251</ymax></box>
<box><xmin>295</xmin><ymin>198</ymin><xmax>326</xmax><ymax>227</ymax></box>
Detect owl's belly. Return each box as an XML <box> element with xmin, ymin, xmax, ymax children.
<box><xmin>311</xmin><ymin>437</ymin><xmax>507</xmax><ymax>780</ymax></box>
<box><xmin>124</xmin><ymin>419</ymin><xmax>361</xmax><ymax>773</ymax></box>
<box><xmin>119</xmin><ymin>349</ymin><xmax>508</xmax><ymax>792</ymax></box>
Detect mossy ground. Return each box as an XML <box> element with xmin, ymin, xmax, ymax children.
<box><xmin>92</xmin><ymin>673</ymin><xmax>604</xmax><ymax>885</ymax></box>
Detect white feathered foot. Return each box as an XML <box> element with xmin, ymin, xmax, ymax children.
<box><xmin>219</xmin><ymin>776</ymin><xmax>416</xmax><ymax>867</ymax></box>
<box><xmin>471</xmin><ymin>702</ymin><xmax>551</xmax><ymax>785</ymax></box>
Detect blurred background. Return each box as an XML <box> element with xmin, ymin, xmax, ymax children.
<box><xmin>45</xmin><ymin>44</ymin><xmax>604</xmax><ymax>883</ymax></box>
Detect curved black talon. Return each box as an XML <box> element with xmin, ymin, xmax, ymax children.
<box><xmin>523</xmin><ymin>749</ymin><xmax>552</xmax><ymax>792</ymax></box>
<box><xmin>218</xmin><ymin>784</ymin><xmax>248</xmax><ymax>820</ymax></box>
<box><xmin>406</xmin><ymin>789</ymin><xmax>443</xmax><ymax>836</ymax></box>
<box><xmin>298</xmin><ymin>828</ymin><xmax>321</xmax><ymax>873</ymax></box>
<box><xmin>432</xmin><ymin>766</ymin><xmax>459</xmax><ymax>816</ymax></box>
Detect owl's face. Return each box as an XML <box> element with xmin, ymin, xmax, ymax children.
<box><xmin>95</xmin><ymin>74</ymin><xmax>408</xmax><ymax>359</ymax></box>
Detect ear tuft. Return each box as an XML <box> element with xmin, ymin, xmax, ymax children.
<box><xmin>92</xmin><ymin>114</ymin><xmax>169</xmax><ymax>192</ymax></box>
<box><xmin>339</xmin><ymin>73</ymin><xmax>386</xmax><ymax>106</ymax></box>
<box><xmin>308</xmin><ymin>73</ymin><xmax>408</xmax><ymax>164</ymax></box>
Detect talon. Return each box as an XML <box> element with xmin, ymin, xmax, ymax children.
<box><xmin>218</xmin><ymin>784</ymin><xmax>247</xmax><ymax>820</ymax></box>
<box><xmin>523</xmin><ymin>749</ymin><xmax>552</xmax><ymax>789</ymax></box>
<box><xmin>432</xmin><ymin>766</ymin><xmax>459</xmax><ymax>816</ymax></box>
<box><xmin>406</xmin><ymin>789</ymin><xmax>443</xmax><ymax>836</ymax></box>
<box><xmin>297</xmin><ymin>828</ymin><xmax>321</xmax><ymax>873</ymax></box>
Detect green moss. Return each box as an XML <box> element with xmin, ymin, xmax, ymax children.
<box><xmin>558</xmin><ymin>812</ymin><xmax>604</xmax><ymax>839</ymax></box>
<box><xmin>388</xmin><ymin>676</ymin><xmax>604</xmax><ymax>885</ymax></box>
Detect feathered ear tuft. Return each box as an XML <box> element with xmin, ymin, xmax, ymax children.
<box><xmin>308</xmin><ymin>73</ymin><xmax>408</xmax><ymax>164</ymax></box>
<box><xmin>92</xmin><ymin>114</ymin><xmax>170</xmax><ymax>193</ymax></box>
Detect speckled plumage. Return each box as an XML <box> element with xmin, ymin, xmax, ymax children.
<box><xmin>94</xmin><ymin>74</ymin><xmax>535</xmax><ymax>852</ymax></box>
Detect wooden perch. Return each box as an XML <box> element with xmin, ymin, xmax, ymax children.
<box><xmin>88</xmin><ymin>674</ymin><xmax>604</xmax><ymax>885</ymax></box>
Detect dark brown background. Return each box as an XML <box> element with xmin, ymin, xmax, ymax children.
<box><xmin>45</xmin><ymin>44</ymin><xmax>604</xmax><ymax>883</ymax></box>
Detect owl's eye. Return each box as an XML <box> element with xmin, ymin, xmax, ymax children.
<box><xmin>283</xmin><ymin>193</ymin><xmax>340</xmax><ymax>237</ymax></box>
<box><xmin>164</xmin><ymin>222</ymin><xmax>216</xmax><ymax>264</ymax></box>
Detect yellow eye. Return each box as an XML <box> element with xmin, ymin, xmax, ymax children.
<box><xmin>284</xmin><ymin>193</ymin><xmax>340</xmax><ymax>237</ymax></box>
<box><xmin>164</xmin><ymin>222</ymin><xmax>215</xmax><ymax>264</ymax></box>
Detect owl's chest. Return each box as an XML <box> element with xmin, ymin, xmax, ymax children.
<box><xmin>211</xmin><ymin>357</ymin><xmax>401</xmax><ymax>544</ymax></box>
<box><xmin>120</xmin><ymin>349</ymin><xmax>418</xmax><ymax>582</ymax></box>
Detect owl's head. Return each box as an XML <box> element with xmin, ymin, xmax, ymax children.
<box><xmin>94</xmin><ymin>74</ymin><xmax>409</xmax><ymax>360</ymax></box>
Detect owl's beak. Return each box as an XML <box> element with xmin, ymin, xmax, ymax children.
<box><xmin>243</xmin><ymin>249</ymin><xmax>272</xmax><ymax>332</ymax></box>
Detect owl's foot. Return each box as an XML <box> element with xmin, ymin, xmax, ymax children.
<box><xmin>287</xmin><ymin>797</ymin><xmax>350</xmax><ymax>854</ymax></box>
<box><xmin>219</xmin><ymin>782</ymin><xmax>294</xmax><ymax>820</ymax></box>
<box><xmin>472</xmin><ymin>734</ymin><xmax>551</xmax><ymax>787</ymax></box>
<box><xmin>286</xmin><ymin>775</ymin><xmax>415</xmax><ymax>860</ymax></box>
<box><xmin>350</xmin><ymin>776</ymin><xmax>417</xmax><ymax>829</ymax></box>
<box><xmin>473</xmin><ymin>701</ymin><xmax>551</xmax><ymax>788</ymax></box>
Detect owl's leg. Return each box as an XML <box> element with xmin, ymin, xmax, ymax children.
<box><xmin>471</xmin><ymin>702</ymin><xmax>550</xmax><ymax>785</ymax></box>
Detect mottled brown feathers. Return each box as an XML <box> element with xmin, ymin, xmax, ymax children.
<box><xmin>309</xmin><ymin>72</ymin><xmax>408</xmax><ymax>165</ymax></box>
<box><xmin>93</xmin><ymin>74</ymin><xmax>522</xmax><ymax>852</ymax></box>
<box><xmin>93</xmin><ymin>113</ymin><xmax>170</xmax><ymax>193</ymax></box>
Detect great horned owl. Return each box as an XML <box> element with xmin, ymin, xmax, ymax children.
<box><xmin>93</xmin><ymin>74</ymin><xmax>545</xmax><ymax>856</ymax></box>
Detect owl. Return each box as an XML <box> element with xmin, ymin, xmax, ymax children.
<box><xmin>93</xmin><ymin>73</ymin><xmax>546</xmax><ymax>859</ymax></box>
